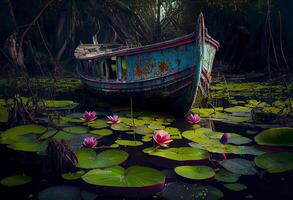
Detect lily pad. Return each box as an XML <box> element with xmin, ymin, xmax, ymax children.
<box><xmin>115</xmin><ymin>139</ymin><xmax>143</xmax><ymax>146</ymax></box>
<box><xmin>161</xmin><ymin>182</ymin><xmax>223</xmax><ymax>200</ymax></box>
<box><xmin>7</xmin><ymin>139</ymin><xmax>47</xmax><ymax>152</ymax></box>
<box><xmin>62</xmin><ymin>171</ymin><xmax>85</xmax><ymax>180</ymax></box>
<box><xmin>111</xmin><ymin>123</ymin><xmax>132</xmax><ymax>131</ymax></box>
<box><xmin>90</xmin><ymin>129</ymin><xmax>113</xmax><ymax>136</ymax></box>
<box><xmin>40</xmin><ymin>100</ymin><xmax>77</xmax><ymax>109</ymax></box>
<box><xmin>0</xmin><ymin>106</ymin><xmax>9</xmax><ymax>122</ymax></box>
<box><xmin>87</xmin><ymin>120</ymin><xmax>108</xmax><ymax>129</ymax></box>
<box><xmin>255</xmin><ymin>127</ymin><xmax>293</xmax><ymax>147</ymax></box>
<box><xmin>1</xmin><ymin>175</ymin><xmax>32</xmax><ymax>187</ymax></box>
<box><xmin>63</xmin><ymin>126</ymin><xmax>88</xmax><ymax>134</ymax></box>
<box><xmin>82</xmin><ymin>166</ymin><xmax>165</xmax><ymax>197</ymax></box>
<box><xmin>143</xmin><ymin>147</ymin><xmax>209</xmax><ymax>161</ymax></box>
<box><xmin>175</xmin><ymin>165</ymin><xmax>215</xmax><ymax>180</ymax></box>
<box><xmin>254</xmin><ymin>152</ymin><xmax>293</xmax><ymax>173</ymax></box>
<box><xmin>223</xmin><ymin>183</ymin><xmax>247</xmax><ymax>191</ymax></box>
<box><xmin>220</xmin><ymin>158</ymin><xmax>257</xmax><ymax>175</ymax></box>
<box><xmin>76</xmin><ymin>148</ymin><xmax>128</xmax><ymax>169</ymax></box>
<box><xmin>215</xmin><ymin>169</ymin><xmax>241</xmax><ymax>183</ymax></box>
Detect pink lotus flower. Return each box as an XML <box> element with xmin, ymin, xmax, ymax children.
<box><xmin>82</xmin><ymin>137</ymin><xmax>98</xmax><ymax>148</ymax></box>
<box><xmin>107</xmin><ymin>115</ymin><xmax>121</xmax><ymax>124</ymax></box>
<box><xmin>81</xmin><ymin>111</ymin><xmax>97</xmax><ymax>122</ymax></box>
<box><xmin>220</xmin><ymin>133</ymin><xmax>229</xmax><ymax>144</ymax></box>
<box><xmin>153</xmin><ymin>130</ymin><xmax>173</xmax><ymax>147</ymax></box>
<box><xmin>219</xmin><ymin>153</ymin><xmax>227</xmax><ymax>161</ymax></box>
<box><xmin>186</xmin><ymin>113</ymin><xmax>201</xmax><ymax>124</ymax></box>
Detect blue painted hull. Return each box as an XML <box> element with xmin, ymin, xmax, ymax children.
<box><xmin>74</xmin><ymin>13</ymin><xmax>219</xmax><ymax>116</ymax></box>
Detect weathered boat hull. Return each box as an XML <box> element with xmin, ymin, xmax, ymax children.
<box><xmin>75</xmin><ymin>13</ymin><xmax>219</xmax><ymax>116</ymax></box>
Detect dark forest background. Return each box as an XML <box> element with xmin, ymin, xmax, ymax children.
<box><xmin>0</xmin><ymin>0</ymin><xmax>292</xmax><ymax>77</ymax></box>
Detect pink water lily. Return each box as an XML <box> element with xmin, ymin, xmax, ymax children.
<box><xmin>186</xmin><ymin>113</ymin><xmax>201</xmax><ymax>124</ymax></box>
<box><xmin>153</xmin><ymin>130</ymin><xmax>173</xmax><ymax>147</ymax></box>
<box><xmin>83</xmin><ymin>137</ymin><xmax>98</xmax><ymax>148</ymax></box>
<box><xmin>220</xmin><ymin>133</ymin><xmax>229</xmax><ymax>144</ymax></box>
<box><xmin>81</xmin><ymin>111</ymin><xmax>97</xmax><ymax>122</ymax></box>
<box><xmin>219</xmin><ymin>153</ymin><xmax>227</xmax><ymax>161</ymax></box>
<box><xmin>107</xmin><ymin>115</ymin><xmax>121</xmax><ymax>124</ymax></box>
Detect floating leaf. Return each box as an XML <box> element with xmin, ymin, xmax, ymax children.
<box><xmin>82</xmin><ymin>165</ymin><xmax>165</xmax><ymax>187</ymax></box>
<box><xmin>161</xmin><ymin>182</ymin><xmax>223</xmax><ymax>200</ymax></box>
<box><xmin>215</xmin><ymin>169</ymin><xmax>241</xmax><ymax>183</ymax></box>
<box><xmin>111</xmin><ymin>123</ymin><xmax>132</xmax><ymax>131</ymax></box>
<box><xmin>223</xmin><ymin>183</ymin><xmax>247</xmax><ymax>191</ymax></box>
<box><xmin>220</xmin><ymin>158</ymin><xmax>257</xmax><ymax>175</ymax></box>
<box><xmin>40</xmin><ymin>100</ymin><xmax>77</xmax><ymax>109</ymax></box>
<box><xmin>1</xmin><ymin>175</ymin><xmax>32</xmax><ymax>187</ymax></box>
<box><xmin>63</xmin><ymin>126</ymin><xmax>88</xmax><ymax>134</ymax></box>
<box><xmin>87</xmin><ymin>119</ymin><xmax>108</xmax><ymax>129</ymax></box>
<box><xmin>62</xmin><ymin>171</ymin><xmax>85</xmax><ymax>180</ymax></box>
<box><xmin>189</xmin><ymin>142</ymin><xmax>264</xmax><ymax>155</ymax></box>
<box><xmin>143</xmin><ymin>147</ymin><xmax>209</xmax><ymax>161</ymax></box>
<box><xmin>175</xmin><ymin>165</ymin><xmax>215</xmax><ymax>180</ymax></box>
<box><xmin>7</xmin><ymin>139</ymin><xmax>47</xmax><ymax>152</ymax></box>
<box><xmin>90</xmin><ymin>129</ymin><xmax>112</xmax><ymax>136</ymax></box>
<box><xmin>255</xmin><ymin>127</ymin><xmax>293</xmax><ymax>147</ymax></box>
<box><xmin>135</xmin><ymin>126</ymin><xmax>154</xmax><ymax>135</ymax></box>
<box><xmin>53</xmin><ymin>131</ymin><xmax>74</xmax><ymax>141</ymax></box>
<box><xmin>115</xmin><ymin>139</ymin><xmax>143</xmax><ymax>146</ymax></box>
<box><xmin>76</xmin><ymin>148</ymin><xmax>128</xmax><ymax>169</ymax></box>
<box><xmin>254</xmin><ymin>152</ymin><xmax>293</xmax><ymax>173</ymax></box>
<box><xmin>39</xmin><ymin>129</ymin><xmax>58</xmax><ymax>140</ymax></box>
<box><xmin>0</xmin><ymin>106</ymin><xmax>9</xmax><ymax>122</ymax></box>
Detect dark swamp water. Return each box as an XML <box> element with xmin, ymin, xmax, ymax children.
<box><xmin>0</xmin><ymin>73</ymin><xmax>293</xmax><ymax>200</ymax></box>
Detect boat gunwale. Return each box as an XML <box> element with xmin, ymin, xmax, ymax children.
<box><xmin>77</xmin><ymin>66</ymin><xmax>193</xmax><ymax>85</ymax></box>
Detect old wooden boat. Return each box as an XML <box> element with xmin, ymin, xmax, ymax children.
<box><xmin>74</xmin><ymin>13</ymin><xmax>219</xmax><ymax>116</ymax></box>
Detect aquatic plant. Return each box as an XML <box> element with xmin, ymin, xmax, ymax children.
<box><xmin>82</xmin><ymin>137</ymin><xmax>98</xmax><ymax>148</ymax></box>
<box><xmin>220</xmin><ymin>133</ymin><xmax>229</xmax><ymax>144</ymax></box>
<box><xmin>219</xmin><ymin>153</ymin><xmax>227</xmax><ymax>161</ymax></box>
<box><xmin>107</xmin><ymin>115</ymin><xmax>121</xmax><ymax>124</ymax></box>
<box><xmin>81</xmin><ymin>111</ymin><xmax>97</xmax><ymax>122</ymax></box>
<box><xmin>153</xmin><ymin>130</ymin><xmax>173</xmax><ymax>147</ymax></box>
<box><xmin>186</xmin><ymin>113</ymin><xmax>201</xmax><ymax>124</ymax></box>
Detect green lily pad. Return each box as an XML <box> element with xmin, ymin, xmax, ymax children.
<box><xmin>90</xmin><ymin>129</ymin><xmax>113</xmax><ymax>136</ymax></box>
<box><xmin>0</xmin><ymin>106</ymin><xmax>9</xmax><ymax>122</ymax></box>
<box><xmin>255</xmin><ymin>127</ymin><xmax>293</xmax><ymax>147</ymax></box>
<box><xmin>254</xmin><ymin>152</ymin><xmax>293</xmax><ymax>173</ymax></box>
<box><xmin>62</xmin><ymin>170</ymin><xmax>85</xmax><ymax>180</ymax></box>
<box><xmin>143</xmin><ymin>147</ymin><xmax>209</xmax><ymax>161</ymax></box>
<box><xmin>188</xmin><ymin>142</ymin><xmax>264</xmax><ymax>155</ymax></box>
<box><xmin>223</xmin><ymin>183</ymin><xmax>247</xmax><ymax>191</ymax></box>
<box><xmin>63</xmin><ymin>126</ymin><xmax>88</xmax><ymax>134</ymax></box>
<box><xmin>76</xmin><ymin>148</ymin><xmax>128</xmax><ymax>169</ymax></box>
<box><xmin>53</xmin><ymin>131</ymin><xmax>74</xmax><ymax>141</ymax></box>
<box><xmin>1</xmin><ymin>124</ymin><xmax>47</xmax><ymax>144</ymax></box>
<box><xmin>1</xmin><ymin>175</ymin><xmax>32</xmax><ymax>187</ymax></box>
<box><xmin>161</xmin><ymin>182</ymin><xmax>223</xmax><ymax>200</ymax></box>
<box><xmin>115</xmin><ymin>139</ymin><xmax>143</xmax><ymax>146</ymax></box>
<box><xmin>220</xmin><ymin>158</ymin><xmax>257</xmax><ymax>175</ymax></box>
<box><xmin>224</xmin><ymin>106</ymin><xmax>252</xmax><ymax>114</ymax></box>
<box><xmin>82</xmin><ymin>165</ymin><xmax>165</xmax><ymax>187</ymax></box>
<box><xmin>215</xmin><ymin>169</ymin><xmax>241</xmax><ymax>183</ymax></box>
<box><xmin>40</xmin><ymin>100</ymin><xmax>77</xmax><ymax>109</ymax></box>
<box><xmin>7</xmin><ymin>139</ymin><xmax>47</xmax><ymax>152</ymax></box>
<box><xmin>87</xmin><ymin>120</ymin><xmax>108</xmax><ymax>129</ymax></box>
<box><xmin>111</xmin><ymin>123</ymin><xmax>132</xmax><ymax>131</ymax></box>
<box><xmin>135</xmin><ymin>126</ymin><xmax>154</xmax><ymax>135</ymax></box>
<box><xmin>39</xmin><ymin>129</ymin><xmax>58</xmax><ymax>140</ymax></box>
<box><xmin>175</xmin><ymin>165</ymin><xmax>215</xmax><ymax>180</ymax></box>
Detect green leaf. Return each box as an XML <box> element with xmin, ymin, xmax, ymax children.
<box><xmin>0</xmin><ymin>106</ymin><xmax>9</xmax><ymax>122</ymax></box>
<box><xmin>220</xmin><ymin>158</ymin><xmax>257</xmax><ymax>175</ymax></box>
<box><xmin>143</xmin><ymin>147</ymin><xmax>209</xmax><ymax>161</ymax></box>
<box><xmin>87</xmin><ymin>119</ymin><xmax>108</xmax><ymax>129</ymax></box>
<box><xmin>76</xmin><ymin>148</ymin><xmax>128</xmax><ymax>169</ymax></box>
<box><xmin>175</xmin><ymin>165</ymin><xmax>215</xmax><ymax>180</ymax></box>
<box><xmin>115</xmin><ymin>139</ymin><xmax>143</xmax><ymax>146</ymax></box>
<box><xmin>254</xmin><ymin>152</ymin><xmax>293</xmax><ymax>173</ymax></box>
<box><xmin>62</xmin><ymin>170</ymin><xmax>85</xmax><ymax>180</ymax></box>
<box><xmin>162</xmin><ymin>182</ymin><xmax>223</xmax><ymax>200</ymax></box>
<box><xmin>223</xmin><ymin>183</ymin><xmax>247</xmax><ymax>191</ymax></box>
<box><xmin>255</xmin><ymin>127</ymin><xmax>293</xmax><ymax>147</ymax></box>
<box><xmin>110</xmin><ymin>123</ymin><xmax>132</xmax><ymax>131</ymax></box>
<box><xmin>82</xmin><ymin>166</ymin><xmax>165</xmax><ymax>188</ymax></box>
<box><xmin>215</xmin><ymin>169</ymin><xmax>241</xmax><ymax>183</ymax></box>
<box><xmin>1</xmin><ymin>175</ymin><xmax>32</xmax><ymax>187</ymax></box>
<box><xmin>63</xmin><ymin>126</ymin><xmax>88</xmax><ymax>134</ymax></box>
<box><xmin>90</xmin><ymin>129</ymin><xmax>113</xmax><ymax>136</ymax></box>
